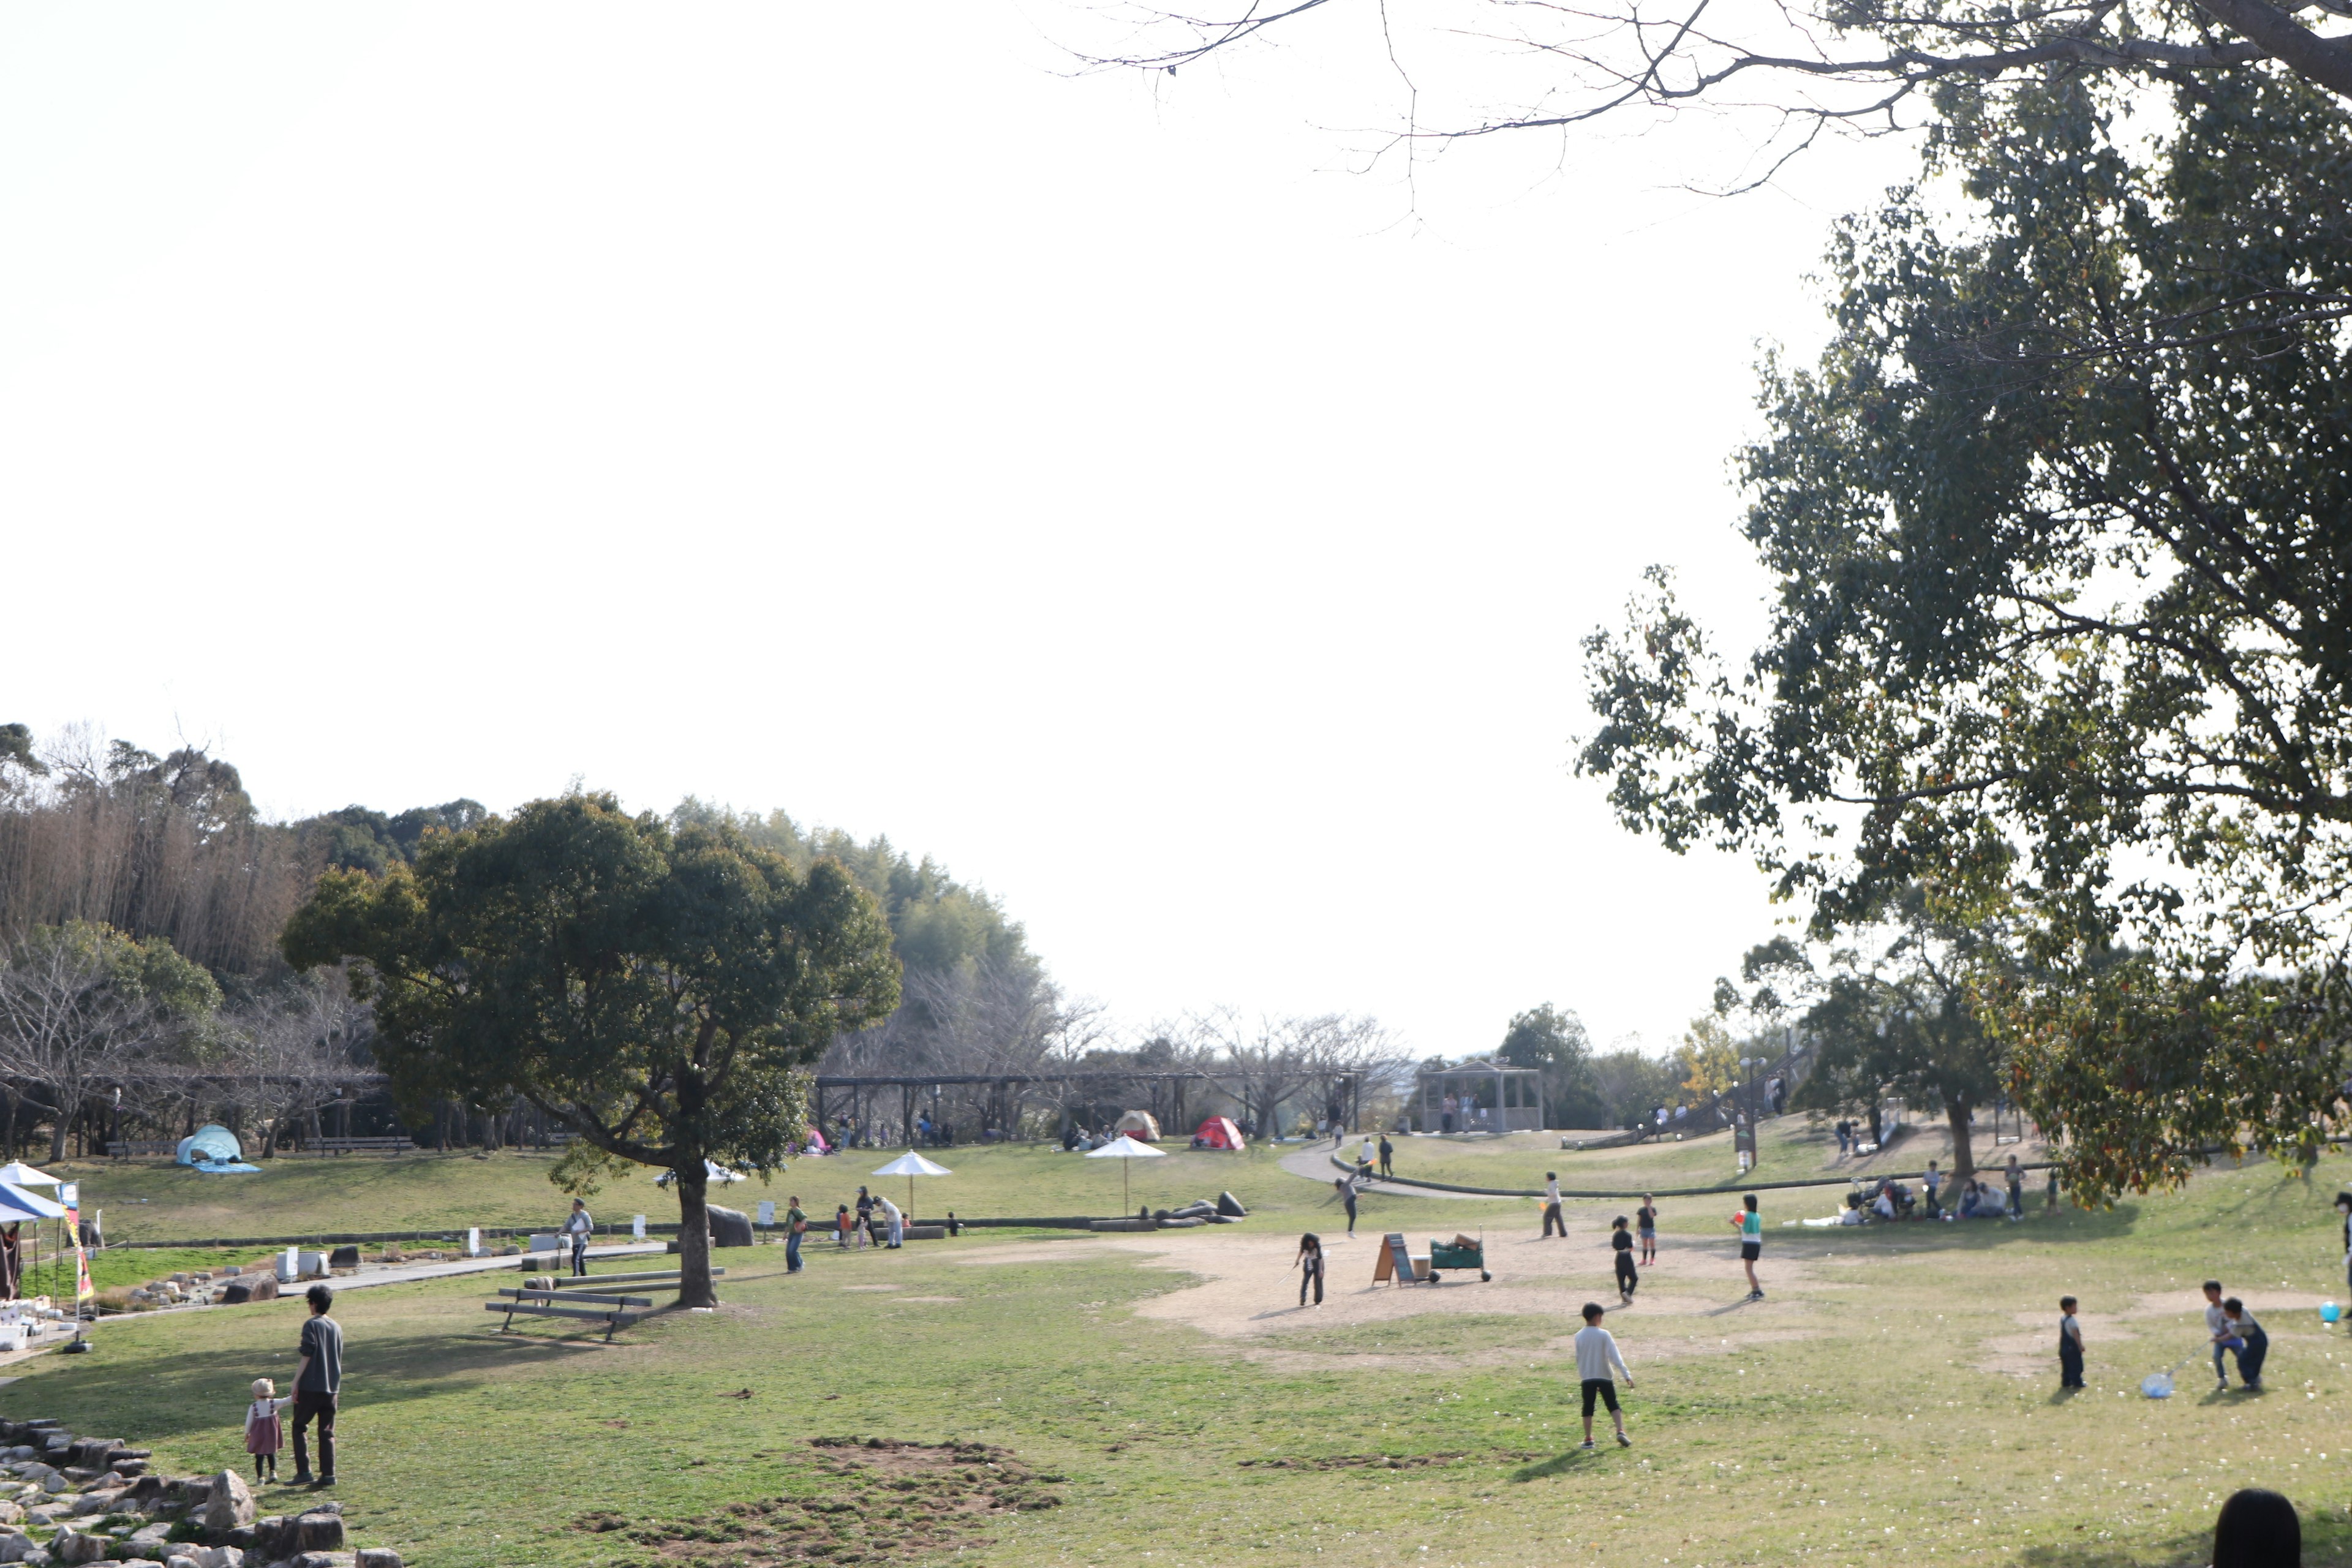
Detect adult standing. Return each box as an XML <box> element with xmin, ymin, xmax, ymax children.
<box><xmin>562</xmin><ymin>1197</ymin><xmax>593</xmax><ymax>1278</ymax></box>
<box><xmin>1442</xmin><ymin>1094</ymin><xmax>1457</xmax><ymax>1134</ymax></box>
<box><xmin>1733</xmin><ymin>1193</ymin><xmax>1764</xmax><ymax>1301</ymax></box>
<box><xmin>1295</xmin><ymin>1233</ymin><xmax>1325</xmax><ymax>1308</ymax></box>
<box><xmin>1333</xmin><ymin>1176</ymin><xmax>1359</xmax><ymax>1237</ymax></box>
<box><xmin>1378</xmin><ymin>1134</ymin><xmax>1394</xmax><ymax>1178</ymax></box>
<box><xmin>2005</xmin><ymin>1155</ymin><xmax>2026</xmax><ymax>1223</ymax></box>
<box><xmin>880</xmin><ymin>1194</ymin><xmax>905</xmax><ymax>1250</ymax></box>
<box><xmin>288</xmin><ymin>1284</ymin><xmax>342</xmax><ymax>1488</ymax></box>
<box><xmin>785</xmin><ymin>1195</ymin><xmax>807</xmax><ymax>1274</ymax></box>
<box><xmin>854</xmin><ymin>1186</ymin><xmax>876</xmax><ymax>1248</ymax></box>
<box><xmin>1542</xmin><ymin>1173</ymin><xmax>1566</xmax><ymax>1238</ymax></box>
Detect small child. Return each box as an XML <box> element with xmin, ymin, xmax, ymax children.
<box><xmin>244</xmin><ymin>1378</ymin><xmax>291</xmax><ymax>1482</ymax></box>
<box><xmin>2058</xmin><ymin>1296</ymin><xmax>2085</xmax><ymax>1389</ymax></box>
<box><xmin>834</xmin><ymin>1205</ymin><xmax>854</xmax><ymax>1248</ymax></box>
<box><xmin>1610</xmin><ymin>1215</ymin><xmax>1639</xmax><ymax>1303</ymax></box>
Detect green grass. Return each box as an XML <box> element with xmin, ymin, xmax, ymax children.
<box><xmin>62</xmin><ymin>1140</ymin><xmax>1515</xmax><ymax>1246</ymax></box>
<box><xmin>7</xmin><ymin>1151</ymin><xmax>2352</xmax><ymax>1568</ymax></box>
<box><xmin>1379</xmin><ymin>1115</ymin><xmax>1976</xmax><ymax>1194</ymax></box>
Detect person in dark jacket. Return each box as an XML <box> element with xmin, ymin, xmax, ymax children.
<box><xmin>289</xmin><ymin>1284</ymin><xmax>342</xmax><ymax>1488</ymax></box>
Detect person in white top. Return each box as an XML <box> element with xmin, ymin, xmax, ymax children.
<box><xmin>2204</xmin><ymin>1280</ymin><xmax>2235</xmax><ymax>1389</ymax></box>
<box><xmin>1542</xmin><ymin>1173</ymin><xmax>1566</xmax><ymax>1239</ymax></box>
<box><xmin>880</xmin><ymin>1195</ymin><xmax>905</xmax><ymax>1250</ymax></box>
<box><xmin>1572</xmin><ymin>1302</ymin><xmax>1635</xmax><ymax>1448</ymax></box>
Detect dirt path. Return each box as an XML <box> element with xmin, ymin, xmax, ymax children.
<box><xmin>959</xmin><ymin>1223</ymin><xmax>1820</xmax><ymax>1369</ymax></box>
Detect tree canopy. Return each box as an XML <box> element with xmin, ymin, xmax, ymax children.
<box><xmin>1577</xmin><ymin>70</ymin><xmax>2352</xmax><ymax>1196</ymax></box>
<box><xmin>281</xmin><ymin>794</ymin><xmax>902</xmax><ymax>1305</ymax></box>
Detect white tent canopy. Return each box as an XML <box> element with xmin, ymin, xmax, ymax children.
<box><xmin>1084</xmin><ymin>1133</ymin><xmax>1166</xmax><ymax>1212</ymax></box>
<box><xmin>0</xmin><ymin>1162</ymin><xmax>59</xmax><ymax>1188</ymax></box>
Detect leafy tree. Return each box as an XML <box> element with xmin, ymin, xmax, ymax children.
<box><xmin>1774</xmin><ymin>892</ymin><xmax>2012</xmax><ymax>1180</ymax></box>
<box><xmin>1498</xmin><ymin>1003</ymin><xmax>1606</xmax><ymax>1128</ymax></box>
<box><xmin>1674</xmin><ymin>1016</ymin><xmax>1741</xmax><ymax>1100</ymax></box>
<box><xmin>297</xmin><ymin>801</ymin><xmax>489</xmax><ymax>875</ymax></box>
<box><xmin>1586</xmin><ymin>1049</ymin><xmax>1684</xmax><ymax>1129</ymax></box>
<box><xmin>281</xmin><ymin>794</ymin><xmax>900</xmax><ymax>1305</ymax></box>
<box><xmin>1577</xmin><ymin>70</ymin><xmax>2352</xmax><ymax>1197</ymax></box>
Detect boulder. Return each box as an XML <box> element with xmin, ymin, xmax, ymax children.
<box><xmin>292</xmin><ymin>1512</ymin><xmax>344</xmax><ymax>1551</ymax></box>
<box><xmin>0</xmin><ymin>1532</ymin><xmax>34</xmax><ymax>1563</ymax></box>
<box><xmin>707</xmin><ymin>1205</ymin><xmax>755</xmax><ymax>1248</ymax></box>
<box><xmin>1216</xmin><ymin>1191</ymin><xmax>1248</xmax><ymax>1218</ymax></box>
<box><xmin>326</xmin><ymin>1247</ymin><xmax>360</xmax><ymax>1270</ymax></box>
<box><xmin>203</xmin><ymin>1470</ymin><xmax>255</xmax><ymax>1532</ymax></box>
<box><xmin>189</xmin><ymin>1548</ymin><xmax>246</xmax><ymax>1568</ymax></box>
<box><xmin>125</xmin><ymin>1525</ymin><xmax>173</xmax><ymax>1555</ymax></box>
<box><xmin>48</xmin><ymin>1529</ymin><xmax>108</xmax><ymax>1564</ymax></box>
<box><xmin>221</xmin><ymin>1275</ymin><xmax>277</xmax><ymax>1305</ymax></box>
<box><xmin>355</xmin><ymin>1550</ymin><xmax>404</xmax><ymax>1568</ymax></box>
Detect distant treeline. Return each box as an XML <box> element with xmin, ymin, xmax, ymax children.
<box><xmin>0</xmin><ymin>723</ymin><xmax>1035</xmax><ymax>989</ymax></box>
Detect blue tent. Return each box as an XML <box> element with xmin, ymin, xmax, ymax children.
<box><xmin>177</xmin><ymin>1125</ymin><xmax>249</xmax><ymax>1168</ymax></box>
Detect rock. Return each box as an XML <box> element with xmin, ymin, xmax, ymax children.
<box><xmin>203</xmin><ymin>1471</ymin><xmax>255</xmax><ymax>1532</ymax></box>
<box><xmin>188</xmin><ymin>1549</ymin><xmax>244</xmax><ymax>1568</ymax></box>
<box><xmin>326</xmin><ymin>1247</ymin><xmax>359</xmax><ymax>1270</ymax></box>
<box><xmin>247</xmin><ymin>1517</ymin><xmax>282</xmax><ymax>1558</ymax></box>
<box><xmin>355</xmin><ymin>1550</ymin><xmax>402</xmax><ymax>1568</ymax></box>
<box><xmin>1216</xmin><ymin>1191</ymin><xmax>1248</xmax><ymax>1217</ymax></box>
<box><xmin>221</xmin><ymin>1265</ymin><xmax>241</xmax><ymax>1277</ymax></box>
<box><xmin>221</xmin><ymin>1274</ymin><xmax>277</xmax><ymax>1305</ymax></box>
<box><xmin>126</xmin><ymin>1523</ymin><xmax>173</xmax><ymax>1553</ymax></box>
<box><xmin>65</xmin><ymin>1493</ymin><xmax>114</xmax><ymax>1517</ymax></box>
<box><xmin>292</xmin><ymin>1512</ymin><xmax>344</xmax><ymax>1551</ymax></box>
<box><xmin>47</xmin><ymin>1530</ymin><xmax>107</xmax><ymax>1564</ymax></box>
<box><xmin>707</xmin><ymin>1204</ymin><xmax>755</xmax><ymax>1248</ymax></box>
<box><xmin>0</xmin><ymin>1532</ymin><xmax>33</xmax><ymax>1563</ymax></box>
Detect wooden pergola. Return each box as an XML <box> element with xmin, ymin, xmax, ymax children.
<box><xmin>1416</xmin><ymin>1057</ymin><xmax>1544</xmax><ymax>1133</ymax></box>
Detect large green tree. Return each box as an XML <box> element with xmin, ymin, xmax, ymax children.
<box><xmin>1577</xmin><ymin>68</ymin><xmax>2352</xmax><ymax>1199</ymax></box>
<box><xmin>281</xmin><ymin>794</ymin><xmax>900</xmax><ymax>1305</ymax></box>
<box><xmin>1497</xmin><ymin>1003</ymin><xmax>1605</xmax><ymax>1128</ymax></box>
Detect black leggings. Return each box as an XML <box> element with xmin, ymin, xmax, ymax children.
<box><xmin>1615</xmin><ymin>1253</ymin><xmax>1638</xmax><ymax>1295</ymax></box>
<box><xmin>1299</xmin><ymin>1258</ymin><xmax>1324</xmax><ymax>1305</ymax></box>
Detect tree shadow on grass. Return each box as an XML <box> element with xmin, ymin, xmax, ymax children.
<box><xmin>2016</xmin><ymin>1525</ymin><xmax>2209</xmax><ymax>1568</ymax></box>
<box><xmin>5</xmin><ymin>1318</ymin><xmax>625</xmax><ymax>1446</ymax></box>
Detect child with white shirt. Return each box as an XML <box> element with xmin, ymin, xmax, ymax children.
<box><xmin>2204</xmin><ymin>1280</ymin><xmax>2236</xmax><ymax>1390</ymax></box>
<box><xmin>1543</xmin><ymin>1174</ymin><xmax>1565</xmax><ymax>1238</ymax></box>
<box><xmin>1572</xmin><ymin>1302</ymin><xmax>1634</xmax><ymax>1449</ymax></box>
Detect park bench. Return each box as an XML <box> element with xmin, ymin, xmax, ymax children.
<box><xmin>104</xmin><ymin>1140</ymin><xmax>179</xmax><ymax>1159</ymax></box>
<box><xmin>488</xmin><ymin>1286</ymin><xmax>652</xmax><ymax>1341</ymax></box>
<box><xmin>314</xmin><ymin>1136</ymin><xmax>417</xmax><ymax>1155</ymax></box>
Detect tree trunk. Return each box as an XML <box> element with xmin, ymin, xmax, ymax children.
<box><xmin>674</xmin><ymin>1161</ymin><xmax>717</xmax><ymax>1308</ymax></box>
<box><xmin>1945</xmin><ymin>1098</ymin><xmax>1977</xmax><ymax>1185</ymax></box>
<box><xmin>47</xmin><ymin>1109</ymin><xmax>67</xmax><ymax>1163</ymax></box>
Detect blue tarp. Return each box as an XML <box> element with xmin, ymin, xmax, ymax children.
<box><xmin>177</xmin><ymin>1125</ymin><xmax>246</xmax><ymax>1167</ymax></box>
<box><xmin>191</xmin><ymin>1161</ymin><xmax>262</xmax><ymax>1175</ymax></box>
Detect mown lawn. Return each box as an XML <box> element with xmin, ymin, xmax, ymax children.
<box><xmin>6</xmin><ymin>1153</ymin><xmax>2351</xmax><ymax>1568</ymax></box>
<box><xmin>61</xmin><ymin>1140</ymin><xmax>1488</xmax><ymax>1246</ymax></box>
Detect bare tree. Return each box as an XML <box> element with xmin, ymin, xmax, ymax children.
<box><xmin>1080</xmin><ymin>0</ymin><xmax>2352</xmax><ymax>193</ymax></box>
<box><xmin>218</xmin><ymin>973</ymin><xmax>372</xmax><ymax>1158</ymax></box>
<box><xmin>0</xmin><ymin>922</ymin><xmax>217</xmax><ymax>1160</ymax></box>
<box><xmin>1186</xmin><ymin>1010</ymin><xmax>1406</xmax><ymax>1137</ymax></box>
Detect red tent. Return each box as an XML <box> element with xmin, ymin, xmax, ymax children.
<box><xmin>1192</xmin><ymin>1116</ymin><xmax>1245</xmax><ymax>1151</ymax></box>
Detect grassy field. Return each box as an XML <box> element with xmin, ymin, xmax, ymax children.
<box><xmin>59</xmin><ymin>1140</ymin><xmax>1501</xmax><ymax>1245</ymax></box>
<box><xmin>6</xmin><ymin>1150</ymin><xmax>2351</xmax><ymax>1568</ymax></box>
<box><xmin>1374</xmin><ymin>1116</ymin><xmax>2037</xmax><ymax>1196</ymax></box>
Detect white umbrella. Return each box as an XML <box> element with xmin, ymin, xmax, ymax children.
<box><xmin>1084</xmin><ymin>1133</ymin><xmax>1166</xmax><ymax>1213</ymax></box>
<box><xmin>872</xmin><ymin>1150</ymin><xmax>953</xmax><ymax>1215</ymax></box>
<box><xmin>0</xmin><ymin>1162</ymin><xmax>59</xmax><ymax>1188</ymax></box>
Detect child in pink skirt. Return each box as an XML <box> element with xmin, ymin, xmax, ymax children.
<box><xmin>245</xmin><ymin>1378</ymin><xmax>292</xmax><ymax>1483</ymax></box>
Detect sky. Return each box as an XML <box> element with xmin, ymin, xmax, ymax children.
<box><xmin>0</xmin><ymin>4</ymin><xmax>1921</xmax><ymax>1060</ymax></box>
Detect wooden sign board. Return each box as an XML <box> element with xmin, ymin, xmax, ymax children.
<box><xmin>1373</xmin><ymin>1232</ymin><xmax>1413</xmax><ymax>1284</ymax></box>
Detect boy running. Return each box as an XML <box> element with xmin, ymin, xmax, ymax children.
<box><xmin>1573</xmin><ymin>1302</ymin><xmax>1635</xmax><ymax>1449</ymax></box>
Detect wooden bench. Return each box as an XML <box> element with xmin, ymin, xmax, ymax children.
<box><xmin>488</xmin><ymin>1287</ymin><xmax>655</xmax><ymax>1341</ymax></box>
<box><xmin>315</xmin><ymin>1136</ymin><xmax>417</xmax><ymax>1155</ymax></box>
<box><xmin>104</xmin><ymin>1140</ymin><xmax>180</xmax><ymax>1159</ymax></box>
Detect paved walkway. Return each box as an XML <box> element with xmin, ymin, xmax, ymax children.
<box><xmin>1275</xmin><ymin>1143</ymin><xmax>1494</xmax><ymax>1199</ymax></box>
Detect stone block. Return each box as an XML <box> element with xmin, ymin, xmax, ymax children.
<box><xmin>203</xmin><ymin>1470</ymin><xmax>255</xmax><ymax>1532</ymax></box>
<box><xmin>292</xmin><ymin>1511</ymin><xmax>345</xmax><ymax>1551</ymax></box>
<box><xmin>355</xmin><ymin>1550</ymin><xmax>403</xmax><ymax>1568</ymax></box>
<box><xmin>0</xmin><ymin>1532</ymin><xmax>33</xmax><ymax>1563</ymax></box>
<box><xmin>326</xmin><ymin>1247</ymin><xmax>360</xmax><ymax>1270</ymax></box>
<box><xmin>48</xmin><ymin>1529</ymin><xmax>108</xmax><ymax>1564</ymax></box>
<box><xmin>707</xmin><ymin>1204</ymin><xmax>755</xmax><ymax>1248</ymax></box>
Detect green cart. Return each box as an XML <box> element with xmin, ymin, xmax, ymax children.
<box><xmin>1426</xmin><ymin>1235</ymin><xmax>1491</xmax><ymax>1283</ymax></box>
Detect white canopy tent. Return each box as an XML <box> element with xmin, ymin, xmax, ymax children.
<box><xmin>871</xmin><ymin>1150</ymin><xmax>952</xmax><ymax>1216</ymax></box>
<box><xmin>0</xmin><ymin>1163</ymin><xmax>59</xmax><ymax>1188</ymax></box>
<box><xmin>1084</xmin><ymin>1133</ymin><xmax>1166</xmax><ymax>1213</ymax></box>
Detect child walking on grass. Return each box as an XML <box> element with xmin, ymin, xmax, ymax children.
<box><xmin>1610</xmin><ymin>1216</ymin><xmax>1639</xmax><ymax>1303</ymax></box>
<box><xmin>244</xmin><ymin>1378</ymin><xmax>291</xmax><ymax>1483</ymax></box>
<box><xmin>1573</xmin><ymin>1302</ymin><xmax>1635</xmax><ymax>1449</ymax></box>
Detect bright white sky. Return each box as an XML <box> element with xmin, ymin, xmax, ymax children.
<box><xmin>1</xmin><ymin>4</ymin><xmax>1918</xmax><ymax>1061</ymax></box>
